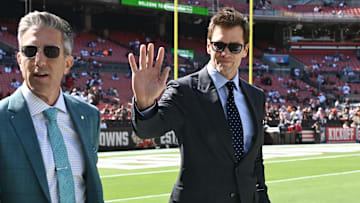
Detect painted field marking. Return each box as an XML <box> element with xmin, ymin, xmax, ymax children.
<box><xmin>98</xmin><ymin>148</ymin><xmax>179</xmax><ymax>157</ymax></box>
<box><xmin>265</xmin><ymin>153</ymin><xmax>360</xmax><ymax>164</ymax></box>
<box><xmin>267</xmin><ymin>170</ymin><xmax>360</xmax><ymax>184</ymax></box>
<box><xmin>101</xmin><ymin>169</ymin><xmax>178</xmax><ymax>178</ymax></box>
<box><xmin>104</xmin><ymin>169</ymin><xmax>360</xmax><ymax>202</ymax></box>
<box><xmin>98</xmin><ymin>154</ymin><xmax>180</xmax><ymax>170</ymax></box>
<box><xmin>99</xmin><ymin>153</ymin><xmax>360</xmax><ymax>177</ymax></box>
<box><xmin>105</xmin><ymin>193</ymin><xmax>170</xmax><ymax>202</ymax></box>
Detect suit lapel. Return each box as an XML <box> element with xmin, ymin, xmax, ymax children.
<box><xmin>64</xmin><ymin>96</ymin><xmax>93</xmax><ymax>159</ymax></box>
<box><xmin>8</xmin><ymin>89</ymin><xmax>51</xmax><ymax>202</ymax></box>
<box><xmin>196</xmin><ymin>67</ymin><xmax>236</xmax><ymax>162</ymax></box>
<box><xmin>64</xmin><ymin>95</ymin><xmax>98</xmax><ymax>200</ymax></box>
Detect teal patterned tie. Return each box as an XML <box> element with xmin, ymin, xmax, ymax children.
<box><xmin>43</xmin><ymin>108</ymin><xmax>76</xmax><ymax>203</ymax></box>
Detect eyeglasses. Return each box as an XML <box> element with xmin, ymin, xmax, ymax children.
<box><xmin>21</xmin><ymin>45</ymin><xmax>61</xmax><ymax>59</ymax></box>
<box><xmin>210</xmin><ymin>42</ymin><xmax>243</xmax><ymax>54</ymax></box>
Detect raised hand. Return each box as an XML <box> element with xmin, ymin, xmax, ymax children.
<box><xmin>128</xmin><ymin>43</ymin><xmax>171</xmax><ymax>110</ymax></box>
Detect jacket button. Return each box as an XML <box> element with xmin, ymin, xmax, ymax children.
<box><xmin>230</xmin><ymin>193</ymin><xmax>237</xmax><ymax>198</ymax></box>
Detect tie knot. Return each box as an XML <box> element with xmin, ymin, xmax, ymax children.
<box><xmin>225</xmin><ymin>81</ymin><xmax>236</xmax><ymax>92</ymax></box>
<box><xmin>43</xmin><ymin>108</ymin><xmax>58</xmax><ymax>121</ymax></box>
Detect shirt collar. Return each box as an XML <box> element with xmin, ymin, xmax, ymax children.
<box><xmin>20</xmin><ymin>82</ymin><xmax>67</xmax><ymax>116</ymax></box>
<box><xmin>206</xmin><ymin>62</ymin><xmax>240</xmax><ymax>91</ymax></box>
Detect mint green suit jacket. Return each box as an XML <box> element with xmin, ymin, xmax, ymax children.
<box><xmin>0</xmin><ymin>89</ymin><xmax>104</xmax><ymax>203</ymax></box>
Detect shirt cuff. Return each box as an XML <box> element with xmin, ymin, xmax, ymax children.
<box><xmin>134</xmin><ymin>100</ymin><xmax>157</xmax><ymax>117</ymax></box>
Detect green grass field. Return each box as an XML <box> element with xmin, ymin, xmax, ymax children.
<box><xmin>98</xmin><ymin>144</ymin><xmax>360</xmax><ymax>203</ymax></box>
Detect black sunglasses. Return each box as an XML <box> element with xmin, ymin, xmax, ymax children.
<box><xmin>210</xmin><ymin>42</ymin><xmax>243</xmax><ymax>54</ymax></box>
<box><xmin>21</xmin><ymin>45</ymin><xmax>61</xmax><ymax>59</ymax></box>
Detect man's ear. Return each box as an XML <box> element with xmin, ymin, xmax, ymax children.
<box><xmin>206</xmin><ymin>39</ymin><xmax>211</xmax><ymax>55</ymax></box>
<box><xmin>241</xmin><ymin>43</ymin><xmax>249</xmax><ymax>57</ymax></box>
<box><xmin>64</xmin><ymin>55</ymin><xmax>74</xmax><ymax>75</ymax></box>
<box><xmin>17</xmin><ymin>52</ymin><xmax>22</xmax><ymax>70</ymax></box>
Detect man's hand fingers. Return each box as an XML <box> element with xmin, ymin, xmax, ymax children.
<box><xmin>147</xmin><ymin>43</ymin><xmax>154</xmax><ymax>69</ymax></box>
<box><xmin>128</xmin><ymin>53</ymin><xmax>138</xmax><ymax>73</ymax></box>
<box><xmin>139</xmin><ymin>44</ymin><xmax>146</xmax><ymax>70</ymax></box>
<box><xmin>154</xmin><ymin>47</ymin><xmax>165</xmax><ymax>73</ymax></box>
<box><xmin>161</xmin><ymin>66</ymin><xmax>171</xmax><ymax>86</ymax></box>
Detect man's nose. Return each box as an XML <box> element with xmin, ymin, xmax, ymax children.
<box><xmin>34</xmin><ymin>48</ymin><xmax>46</xmax><ymax>66</ymax></box>
<box><xmin>220</xmin><ymin>46</ymin><xmax>231</xmax><ymax>56</ymax></box>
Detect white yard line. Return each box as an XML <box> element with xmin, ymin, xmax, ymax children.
<box><xmin>99</xmin><ymin>143</ymin><xmax>360</xmax><ymax>158</ymax></box>
<box><xmin>264</xmin><ymin>153</ymin><xmax>360</xmax><ymax>164</ymax></box>
<box><xmin>104</xmin><ymin>169</ymin><xmax>360</xmax><ymax>202</ymax></box>
<box><xmin>101</xmin><ymin>169</ymin><xmax>178</xmax><ymax>178</ymax></box>
<box><xmin>99</xmin><ymin>153</ymin><xmax>360</xmax><ymax>177</ymax></box>
<box><xmin>98</xmin><ymin>148</ymin><xmax>179</xmax><ymax>157</ymax></box>
<box><xmin>105</xmin><ymin>193</ymin><xmax>170</xmax><ymax>202</ymax></box>
<box><xmin>267</xmin><ymin>170</ymin><xmax>360</xmax><ymax>184</ymax></box>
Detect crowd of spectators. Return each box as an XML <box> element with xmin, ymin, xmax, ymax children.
<box><xmin>0</xmin><ymin>20</ymin><xmax>359</xmax><ymax>132</ymax></box>
<box><xmin>284</xmin><ymin>0</ymin><xmax>349</xmax><ymax>18</ymax></box>
<box><xmin>129</xmin><ymin>38</ymin><xmax>141</xmax><ymax>55</ymax></box>
<box><xmin>76</xmin><ymin>38</ymin><xmax>113</xmax><ymax>67</ymax></box>
<box><xmin>260</xmin><ymin>74</ymin><xmax>317</xmax><ymax>105</ymax></box>
<box><xmin>187</xmin><ymin>0</ymin><xmax>200</xmax><ymax>6</ymax></box>
<box><xmin>254</xmin><ymin>0</ymin><xmax>272</xmax><ymax>10</ymax></box>
<box><xmin>61</xmin><ymin>71</ymin><xmax>131</xmax><ymax>123</ymax></box>
<box><xmin>265</xmin><ymin>98</ymin><xmax>360</xmax><ymax>132</ymax></box>
<box><xmin>10</xmin><ymin>78</ymin><xmax>20</xmax><ymax>88</ymax></box>
<box><xmin>99</xmin><ymin>103</ymin><xmax>130</xmax><ymax>122</ymax></box>
<box><xmin>323</xmin><ymin>0</ymin><xmax>347</xmax><ymax>9</ymax></box>
<box><xmin>305</xmin><ymin>53</ymin><xmax>351</xmax><ymax>74</ymax></box>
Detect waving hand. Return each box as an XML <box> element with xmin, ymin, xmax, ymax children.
<box><xmin>128</xmin><ymin>43</ymin><xmax>171</xmax><ymax>110</ymax></box>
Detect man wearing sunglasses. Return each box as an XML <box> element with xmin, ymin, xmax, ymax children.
<box><xmin>0</xmin><ymin>11</ymin><xmax>103</xmax><ymax>203</ymax></box>
<box><xmin>129</xmin><ymin>7</ymin><xmax>270</xmax><ymax>203</ymax></box>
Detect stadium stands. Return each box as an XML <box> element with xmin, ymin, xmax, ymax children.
<box><xmin>0</xmin><ymin>65</ymin><xmax>23</xmax><ymax>96</ymax></box>
<box><xmin>73</xmin><ymin>32</ymin><xmax>128</xmax><ymax>63</ymax></box>
<box><xmin>240</xmin><ymin>72</ymin><xmax>316</xmax><ymax>107</ymax></box>
<box><xmin>0</xmin><ymin>0</ymin><xmax>360</xmax><ymax>136</ymax></box>
<box><xmin>256</xmin><ymin>40</ymin><xmax>289</xmax><ymax>54</ymax></box>
<box><xmin>0</xmin><ymin>31</ymin><xmax>18</xmax><ymax>48</ymax></box>
<box><xmin>291</xmin><ymin>51</ymin><xmax>360</xmax><ymax>72</ymax></box>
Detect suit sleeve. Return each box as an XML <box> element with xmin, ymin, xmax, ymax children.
<box><xmin>131</xmin><ymin>80</ymin><xmax>186</xmax><ymax>139</ymax></box>
<box><xmin>255</xmin><ymin>91</ymin><xmax>271</xmax><ymax>203</ymax></box>
<box><xmin>94</xmin><ymin>109</ymin><xmax>100</xmax><ymax>163</ymax></box>
<box><xmin>255</xmin><ymin>146</ymin><xmax>270</xmax><ymax>203</ymax></box>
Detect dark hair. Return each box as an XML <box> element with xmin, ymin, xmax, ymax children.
<box><xmin>207</xmin><ymin>7</ymin><xmax>249</xmax><ymax>44</ymax></box>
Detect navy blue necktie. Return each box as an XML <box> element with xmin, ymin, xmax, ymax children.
<box><xmin>225</xmin><ymin>81</ymin><xmax>244</xmax><ymax>161</ymax></box>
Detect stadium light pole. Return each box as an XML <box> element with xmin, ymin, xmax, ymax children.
<box><xmin>29</xmin><ymin>0</ymin><xmax>32</xmax><ymax>13</ymax></box>
<box><xmin>174</xmin><ymin>0</ymin><xmax>178</xmax><ymax>80</ymax></box>
<box><xmin>25</xmin><ymin>0</ymin><xmax>32</xmax><ymax>14</ymax></box>
<box><xmin>43</xmin><ymin>0</ymin><xmax>46</xmax><ymax>11</ymax></box>
<box><xmin>249</xmin><ymin>0</ymin><xmax>253</xmax><ymax>84</ymax></box>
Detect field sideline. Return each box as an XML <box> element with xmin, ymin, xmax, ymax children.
<box><xmin>98</xmin><ymin>143</ymin><xmax>360</xmax><ymax>203</ymax></box>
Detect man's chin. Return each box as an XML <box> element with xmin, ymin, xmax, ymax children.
<box><xmin>28</xmin><ymin>83</ymin><xmax>50</xmax><ymax>95</ymax></box>
<box><xmin>215</xmin><ymin>64</ymin><xmax>232</xmax><ymax>72</ymax></box>
<box><xmin>215</xmin><ymin>64</ymin><xmax>226</xmax><ymax>72</ymax></box>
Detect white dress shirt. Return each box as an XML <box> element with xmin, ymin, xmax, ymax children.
<box><xmin>20</xmin><ymin>83</ymin><xmax>86</xmax><ymax>203</ymax></box>
<box><xmin>207</xmin><ymin>64</ymin><xmax>255</xmax><ymax>153</ymax></box>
